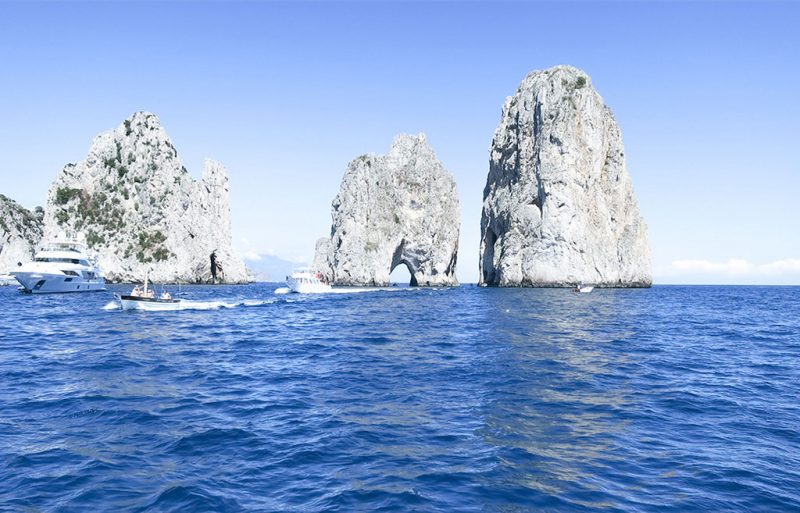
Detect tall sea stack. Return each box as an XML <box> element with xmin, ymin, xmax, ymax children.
<box><xmin>43</xmin><ymin>112</ymin><xmax>249</xmax><ymax>283</ymax></box>
<box><xmin>314</xmin><ymin>134</ymin><xmax>460</xmax><ymax>286</ymax></box>
<box><xmin>480</xmin><ymin>65</ymin><xmax>651</xmax><ymax>287</ymax></box>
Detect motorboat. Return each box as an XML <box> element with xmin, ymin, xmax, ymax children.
<box><xmin>12</xmin><ymin>233</ymin><xmax>106</xmax><ymax>293</ymax></box>
<box><xmin>115</xmin><ymin>294</ymin><xmax>183</xmax><ymax>311</ymax></box>
<box><xmin>114</xmin><ymin>274</ymin><xmax>181</xmax><ymax>311</ymax></box>
<box><xmin>114</xmin><ymin>272</ymin><xmax>180</xmax><ymax>310</ymax></box>
<box><xmin>286</xmin><ymin>269</ymin><xmax>331</xmax><ymax>293</ymax></box>
<box><xmin>573</xmin><ymin>284</ymin><xmax>594</xmax><ymax>293</ymax></box>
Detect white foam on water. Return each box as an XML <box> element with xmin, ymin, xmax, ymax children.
<box><xmin>174</xmin><ymin>299</ymin><xmax>278</xmax><ymax>310</ymax></box>
<box><xmin>103</xmin><ymin>297</ymin><xmax>279</xmax><ymax>312</ymax></box>
<box><xmin>239</xmin><ymin>299</ymin><xmax>274</xmax><ymax>307</ymax></box>
<box><xmin>274</xmin><ymin>287</ymin><xmax>290</xmax><ymax>295</ymax></box>
<box><xmin>178</xmin><ymin>300</ymin><xmax>237</xmax><ymax>310</ymax></box>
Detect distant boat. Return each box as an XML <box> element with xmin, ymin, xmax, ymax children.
<box><xmin>12</xmin><ymin>233</ymin><xmax>105</xmax><ymax>293</ymax></box>
<box><xmin>573</xmin><ymin>284</ymin><xmax>594</xmax><ymax>293</ymax></box>
<box><xmin>114</xmin><ymin>273</ymin><xmax>181</xmax><ymax>310</ymax></box>
<box><xmin>286</xmin><ymin>269</ymin><xmax>331</xmax><ymax>293</ymax></box>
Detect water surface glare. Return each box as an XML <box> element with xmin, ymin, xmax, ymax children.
<box><xmin>1</xmin><ymin>284</ymin><xmax>799</xmax><ymax>512</ymax></box>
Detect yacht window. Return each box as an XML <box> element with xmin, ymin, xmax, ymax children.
<box><xmin>36</xmin><ymin>257</ymin><xmax>85</xmax><ymax>264</ymax></box>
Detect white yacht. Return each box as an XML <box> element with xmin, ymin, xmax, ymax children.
<box><xmin>286</xmin><ymin>269</ymin><xmax>331</xmax><ymax>293</ymax></box>
<box><xmin>12</xmin><ymin>234</ymin><xmax>106</xmax><ymax>293</ymax></box>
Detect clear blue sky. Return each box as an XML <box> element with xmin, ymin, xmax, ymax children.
<box><xmin>1</xmin><ymin>1</ymin><xmax>798</xmax><ymax>284</ymax></box>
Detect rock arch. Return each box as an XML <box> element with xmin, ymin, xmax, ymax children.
<box><xmin>314</xmin><ymin>134</ymin><xmax>460</xmax><ymax>287</ymax></box>
<box><xmin>389</xmin><ymin>241</ymin><xmax>415</xmax><ymax>286</ymax></box>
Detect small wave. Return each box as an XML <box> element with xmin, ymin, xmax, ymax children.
<box><xmin>274</xmin><ymin>287</ymin><xmax>290</xmax><ymax>294</ymax></box>
<box><xmin>178</xmin><ymin>300</ymin><xmax>238</xmax><ymax>310</ymax></box>
<box><xmin>239</xmin><ymin>299</ymin><xmax>274</xmax><ymax>307</ymax></box>
<box><xmin>143</xmin><ymin>484</ymin><xmax>241</xmax><ymax>513</ymax></box>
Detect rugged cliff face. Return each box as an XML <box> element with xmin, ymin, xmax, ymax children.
<box><xmin>43</xmin><ymin>112</ymin><xmax>249</xmax><ymax>283</ymax></box>
<box><xmin>0</xmin><ymin>195</ymin><xmax>43</xmax><ymax>272</ymax></box>
<box><xmin>480</xmin><ymin>65</ymin><xmax>651</xmax><ymax>287</ymax></box>
<box><xmin>315</xmin><ymin>134</ymin><xmax>460</xmax><ymax>286</ymax></box>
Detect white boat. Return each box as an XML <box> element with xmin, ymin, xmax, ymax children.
<box><xmin>115</xmin><ymin>293</ymin><xmax>183</xmax><ymax>311</ymax></box>
<box><xmin>12</xmin><ymin>234</ymin><xmax>106</xmax><ymax>293</ymax></box>
<box><xmin>286</xmin><ymin>269</ymin><xmax>331</xmax><ymax>293</ymax></box>
<box><xmin>115</xmin><ymin>275</ymin><xmax>181</xmax><ymax>311</ymax></box>
<box><xmin>574</xmin><ymin>284</ymin><xmax>594</xmax><ymax>293</ymax></box>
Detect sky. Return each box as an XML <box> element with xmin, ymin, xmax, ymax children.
<box><xmin>0</xmin><ymin>1</ymin><xmax>798</xmax><ymax>284</ymax></box>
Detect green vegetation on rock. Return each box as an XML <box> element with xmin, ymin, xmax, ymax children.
<box><xmin>135</xmin><ymin>230</ymin><xmax>171</xmax><ymax>263</ymax></box>
<box><xmin>55</xmin><ymin>187</ymin><xmax>82</xmax><ymax>205</ymax></box>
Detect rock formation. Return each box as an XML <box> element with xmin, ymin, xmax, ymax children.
<box><xmin>315</xmin><ymin>134</ymin><xmax>459</xmax><ymax>286</ymax></box>
<box><xmin>0</xmin><ymin>195</ymin><xmax>43</xmax><ymax>272</ymax></box>
<box><xmin>43</xmin><ymin>112</ymin><xmax>249</xmax><ymax>283</ymax></box>
<box><xmin>480</xmin><ymin>65</ymin><xmax>651</xmax><ymax>287</ymax></box>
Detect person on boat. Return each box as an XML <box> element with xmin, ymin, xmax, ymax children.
<box><xmin>131</xmin><ymin>285</ymin><xmax>142</xmax><ymax>297</ymax></box>
<box><xmin>160</xmin><ymin>290</ymin><xmax>172</xmax><ymax>301</ymax></box>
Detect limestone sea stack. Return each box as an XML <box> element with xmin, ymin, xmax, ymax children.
<box><xmin>314</xmin><ymin>134</ymin><xmax>460</xmax><ymax>286</ymax></box>
<box><xmin>480</xmin><ymin>65</ymin><xmax>651</xmax><ymax>287</ymax></box>
<box><xmin>43</xmin><ymin>112</ymin><xmax>249</xmax><ymax>283</ymax></box>
<box><xmin>0</xmin><ymin>195</ymin><xmax>43</xmax><ymax>272</ymax></box>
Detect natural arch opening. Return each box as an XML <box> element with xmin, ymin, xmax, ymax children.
<box><xmin>390</xmin><ymin>240</ymin><xmax>418</xmax><ymax>286</ymax></box>
<box><xmin>389</xmin><ymin>262</ymin><xmax>413</xmax><ymax>286</ymax></box>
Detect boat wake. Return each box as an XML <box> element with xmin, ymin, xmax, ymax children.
<box><xmin>104</xmin><ymin>298</ymin><xmax>280</xmax><ymax>312</ymax></box>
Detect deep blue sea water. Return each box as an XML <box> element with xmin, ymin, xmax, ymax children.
<box><xmin>1</xmin><ymin>284</ymin><xmax>799</xmax><ymax>512</ymax></box>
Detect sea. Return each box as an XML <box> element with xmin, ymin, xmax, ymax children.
<box><xmin>1</xmin><ymin>283</ymin><xmax>798</xmax><ymax>512</ymax></box>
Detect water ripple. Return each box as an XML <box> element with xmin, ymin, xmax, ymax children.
<box><xmin>0</xmin><ymin>284</ymin><xmax>798</xmax><ymax>511</ymax></box>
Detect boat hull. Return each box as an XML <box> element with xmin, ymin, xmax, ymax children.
<box><xmin>12</xmin><ymin>272</ymin><xmax>106</xmax><ymax>293</ymax></box>
<box><xmin>115</xmin><ymin>294</ymin><xmax>183</xmax><ymax>311</ymax></box>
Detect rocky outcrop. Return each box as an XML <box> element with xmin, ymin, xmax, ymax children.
<box><xmin>315</xmin><ymin>134</ymin><xmax>459</xmax><ymax>286</ymax></box>
<box><xmin>43</xmin><ymin>112</ymin><xmax>249</xmax><ymax>283</ymax></box>
<box><xmin>480</xmin><ymin>65</ymin><xmax>651</xmax><ymax>287</ymax></box>
<box><xmin>0</xmin><ymin>195</ymin><xmax>43</xmax><ymax>272</ymax></box>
